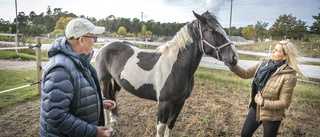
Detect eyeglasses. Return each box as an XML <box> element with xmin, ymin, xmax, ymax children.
<box><xmin>81</xmin><ymin>35</ymin><xmax>98</xmax><ymax>42</ymax></box>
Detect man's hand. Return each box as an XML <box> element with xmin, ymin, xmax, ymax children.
<box><xmin>103</xmin><ymin>100</ymin><xmax>116</xmax><ymax>111</ymax></box>
<box><xmin>97</xmin><ymin>126</ymin><xmax>109</xmax><ymax>137</ymax></box>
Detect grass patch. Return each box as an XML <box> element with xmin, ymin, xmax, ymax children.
<box><xmin>0</xmin><ymin>50</ymin><xmax>49</xmax><ymax>61</ymax></box>
<box><xmin>195</xmin><ymin>67</ymin><xmax>320</xmax><ymax>103</ymax></box>
<box><xmin>294</xmin><ymin>81</ymin><xmax>320</xmax><ymax>103</ymax></box>
<box><xmin>238</xmin><ymin>54</ymin><xmax>262</xmax><ymax>61</ymax></box>
<box><xmin>300</xmin><ymin>61</ymin><xmax>320</xmax><ymax>66</ymax></box>
<box><xmin>0</xmin><ymin>70</ymin><xmax>39</xmax><ymax>109</ymax></box>
<box><xmin>196</xmin><ymin>67</ymin><xmax>251</xmax><ymax>89</ymax></box>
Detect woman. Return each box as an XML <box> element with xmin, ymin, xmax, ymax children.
<box><xmin>229</xmin><ymin>40</ymin><xmax>305</xmax><ymax>137</ymax></box>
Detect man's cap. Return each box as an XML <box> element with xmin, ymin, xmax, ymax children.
<box><xmin>65</xmin><ymin>18</ymin><xmax>105</xmax><ymax>39</ymax></box>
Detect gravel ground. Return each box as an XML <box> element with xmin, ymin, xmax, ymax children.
<box><xmin>0</xmin><ymin>60</ymin><xmax>47</xmax><ymax>70</ymax></box>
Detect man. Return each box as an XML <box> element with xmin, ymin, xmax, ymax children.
<box><xmin>39</xmin><ymin>18</ymin><xmax>116</xmax><ymax>137</ymax></box>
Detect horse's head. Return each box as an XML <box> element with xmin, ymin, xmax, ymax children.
<box><xmin>193</xmin><ymin>11</ymin><xmax>238</xmax><ymax>67</ymax></box>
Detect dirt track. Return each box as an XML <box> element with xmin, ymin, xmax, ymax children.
<box><xmin>0</xmin><ymin>60</ymin><xmax>319</xmax><ymax>137</ymax></box>
<box><xmin>0</xmin><ymin>60</ymin><xmax>47</xmax><ymax>70</ymax></box>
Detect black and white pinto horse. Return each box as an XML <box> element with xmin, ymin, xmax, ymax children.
<box><xmin>95</xmin><ymin>11</ymin><xmax>238</xmax><ymax>137</ymax></box>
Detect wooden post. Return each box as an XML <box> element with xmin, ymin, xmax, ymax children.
<box><xmin>35</xmin><ymin>37</ymin><xmax>42</xmax><ymax>95</ymax></box>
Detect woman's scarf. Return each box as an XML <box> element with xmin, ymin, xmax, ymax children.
<box><xmin>253</xmin><ymin>59</ymin><xmax>286</xmax><ymax>90</ymax></box>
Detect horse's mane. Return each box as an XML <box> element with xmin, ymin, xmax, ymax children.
<box><xmin>156</xmin><ymin>24</ymin><xmax>194</xmax><ymax>54</ymax></box>
<box><xmin>156</xmin><ymin>12</ymin><xmax>221</xmax><ymax>55</ymax></box>
<box><xmin>203</xmin><ymin>12</ymin><xmax>221</xmax><ymax>27</ymax></box>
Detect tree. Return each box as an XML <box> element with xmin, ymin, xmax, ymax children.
<box><xmin>109</xmin><ymin>19</ymin><xmax>118</xmax><ymax>33</ymax></box>
<box><xmin>255</xmin><ymin>21</ymin><xmax>269</xmax><ymax>40</ymax></box>
<box><xmin>310</xmin><ymin>9</ymin><xmax>320</xmax><ymax>34</ymax></box>
<box><xmin>116</xmin><ymin>18</ymin><xmax>131</xmax><ymax>32</ymax></box>
<box><xmin>45</xmin><ymin>6</ymin><xmax>55</xmax><ymax>32</ymax></box>
<box><xmin>28</xmin><ymin>11</ymin><xmax>37</xmax><ymax>25</ymax></box>
<box><xmin>54</xmin><ymin>17</ymin><xmax>73</xmax><ymax>30</ymax></box>
<box><xmin>131</xmin><ymin>18</ymin><xmax>141</xmax><ymax>34</ymax></box>
<box><xmin>151</xmin><ymin>22</ymin><xmax>162</xmax><ymax>35</ymax></box>
<box><xmin>141</xmin><ymin>24</ymin><xmax>147</xmax><ymax>36</ymax></box>
<box><xmin>51</xmin><ymin>16</ymin><xmax>72</xmax><ymax>37</ymax></box>
<box><xmin>0</xmin><ymin>19</ymin><xmax>12</xmax><ymax>33</ymax></box>
<box><xmin>105</xmin><ymin>15</ymin><xmax>115</xmax><ymax>33</ymax></box>
<box><xmin>146</xmin><ymin>30</ymin><xmax>153</xmax><ymax>37</ymax></box>
<box><xmin>269</xmin><ymin>14</ymin><xmax>307</xmax><ymax>40</ymax></box>
<box><xmin>240</xmin><ymin>22</ymin><xmax>269</xmax><ymax>41</ymax></box>
<box><xmin>241</xmin><ymin>25</ymin><xmax>255</xmax><ymax>40</ymax></box>
<box><xmin>27</xmin><ymin>24</ymin><xmax>46</xmax><ymax>36</ymax></box>
<box><xmin>0</xmin><ymin>6</ymin><xmax>189</xmax><ymax>37</ymax></box>
<box><xmin>16</xmin><ymin>12</ymin><xmax>29</xmax><ymax>34</ymax></box>
<box><xmin>52</xmin><ymin>8</ymin><xmax>76</xmax><ymax>25</ymax></box>
<box><xmin>53</xmin><ymin>8</ymin><xmax>62</xmax><ymax>16</ymax></box>
<box><xmin>293</xmin><ymin>20</ymin><xmax>308</xmax><ymax>40</ymax></box>
<box><xmin>118</xmin><ymin>26</ymin><xmax>127</xmax><ymax>37</ymax></box>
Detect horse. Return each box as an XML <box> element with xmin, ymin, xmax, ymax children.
<box><xmin>95</xmin><ymin>11</ymin><xmax>238</xmax><ymax>137</ymax></box>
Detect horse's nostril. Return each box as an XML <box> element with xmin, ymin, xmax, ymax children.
<box><xmin>233</xmin><ymin>54</ymin><xmax>238</xmax><ymax>61</ymax></box>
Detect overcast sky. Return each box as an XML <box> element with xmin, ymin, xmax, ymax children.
<box><xmin>0</xmin><ymin>0</ymin><xmax>319</xmax><ymax>28</ymax></box>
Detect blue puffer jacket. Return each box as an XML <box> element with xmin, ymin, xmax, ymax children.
<box><xmin>39</xmin><ymin>37</ymin><xmax>104</xmax><ymax>137</ymax></box>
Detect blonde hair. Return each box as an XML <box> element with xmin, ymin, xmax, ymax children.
<box><xmin>279</xmin><ymin>40</ymin><xmax>306</xmax><ymax>79</ymax></box>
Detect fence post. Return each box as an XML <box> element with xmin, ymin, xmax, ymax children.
<box><xmin>35</xmin><ymin>37</ymin><xmax>42</xmax><ymax>95</ymax></box>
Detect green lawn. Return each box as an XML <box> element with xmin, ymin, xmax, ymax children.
<box><xmin>0</xmin><ymin>70</ymin><xmax>39</xmax><ymax>109</ymax></box>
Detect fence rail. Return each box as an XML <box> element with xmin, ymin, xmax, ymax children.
<box><xmin>0</xmin><ymin>37</ymin><xmax>42</xmax><ymax>95</ymax></box>
<box><xmin>0</xmin><ymin>46</ymin><xmax>29</xmax><ymax>50</ymax></box>
<box><xmin>0</xmin><ymin>84</ymin><xmax>33</xmax><ymax>94</ymax></box>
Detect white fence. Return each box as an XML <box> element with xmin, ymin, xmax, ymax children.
<box><xmin>0</xmin><ymin>36</ymin><xmax>42</xmax><ymax>95</ymax></box>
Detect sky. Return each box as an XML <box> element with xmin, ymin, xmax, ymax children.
<box><xmin>0</xmin><ymin>0</ymin><xmax>319</xmax><ymax>28</ymax></box>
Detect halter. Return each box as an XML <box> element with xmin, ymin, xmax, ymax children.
<box><xmin>197</xmin><ymin>21</ymin><xmax>232</xmax><ymax>61</ymax></box>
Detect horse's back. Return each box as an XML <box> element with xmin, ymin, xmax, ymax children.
<box><xmin>97</xmin><ymin>41</ymin><xmax>136</xmax><ymax>64</ymax></box>
<box><xmin>95</xmin><ymin>42</ymin><xmax>131</xmax><ymax>79</ymax></box>
<box><xmin>96</xmin><ymin>41</ymin><xmax>133</xmax><ymax>59</ymax></box>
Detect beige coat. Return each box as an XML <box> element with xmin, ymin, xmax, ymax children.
<box><xmin>230</xmin><ymin>58</ymin><xmax>297</xmax><ymax>121</ymax></box>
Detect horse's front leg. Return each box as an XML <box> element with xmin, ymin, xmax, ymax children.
<box><xmin>156</xmin><ymin>101</ymin><xmax>170</xmax><ymax>137</ymax></box>
<box><xmin>164</xmin><ymin>100</ymin><xmax>186</xmax><ymax>137</ymax></box>
<box><xmin>163</xmin><ymin>126</ymin><xmax>171</xmax><ymax>137</ymax></box>
<box><xmin>156</xmin><ymin>100</ymin><xmax>185</xmax><ymax>137</ymax></box>
<box><xmin>156</xmin><ymin>121</ymin><xmax>167</xmax><ymax>137</ymax></box>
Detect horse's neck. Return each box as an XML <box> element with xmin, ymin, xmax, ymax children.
<box><xmin>159</xmin><ymin>22</ymin><xmax>202</xmax><ymax>76</ymax></box>
<box><xmin>179</xmin><ymin>43</ymin><xmax>203</xmax><ymax>75</ymax></box>
<box><xmin>175</xmin><ymin>23</ymin><xmax>202</xmax><ymax>76</ymax></box>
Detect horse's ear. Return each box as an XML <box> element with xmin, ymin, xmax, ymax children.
<box><xmin>193</xmin><ymin>11</ymin><xmax>207</xmax><ymax>25</ymax></box>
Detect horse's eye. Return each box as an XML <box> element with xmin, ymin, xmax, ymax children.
<box><xmin>211</xmin><ymin>31</ymin><xmax>217</xmax><ymax>34</ymax></box>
